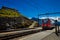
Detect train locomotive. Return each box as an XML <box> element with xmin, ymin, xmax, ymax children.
<box><xmin>42</xmin><ymin>18</ymin><xmax>53</xmax><ymax>30</ymax></box>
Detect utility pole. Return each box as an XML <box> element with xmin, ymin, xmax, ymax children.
<box><xmin>38</xmin><ymin>14</ymin><xmax>39</xmax><ymax>27</ymax></box>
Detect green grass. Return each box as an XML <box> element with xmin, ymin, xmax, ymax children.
<box><xmin>0</xmin><ymin>7</ymin><xmax>21</xmax><ymax>17</ymax></box>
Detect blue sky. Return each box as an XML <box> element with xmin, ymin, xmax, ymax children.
<box><xmin>0</xmin><ymin>0</ymin><xmax>60</xmax><ymax>18</ymax></box>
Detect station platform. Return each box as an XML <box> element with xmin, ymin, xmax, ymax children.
<box><xmin>16</xmin><ymin>29</ymin><xmax>55</xmax><ymax>40</ymax></box>
<box><xmin>11</xmin><ymin>27</ymin><xmax>60</xmax><ymax>40</ymax></box>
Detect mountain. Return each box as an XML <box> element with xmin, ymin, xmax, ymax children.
<box><xmin>31</xmin><ymin>17</ymin><xmax>39</xmax><ymax>22</ymax></box>
<box><xmin>31</xmin><ymin>17</ymin><xmax>42</xmax><ymax>25</ymax></box>
<box><xmin>0</xmin><ymin>6</ymin><xmax>33</xmax><ymax>30</ymax></box>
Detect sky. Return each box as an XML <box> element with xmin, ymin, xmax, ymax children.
<box><xmin>0</xmin><ymin>0</ymin><xmax>60</xmax><ymax>18</ymax></box>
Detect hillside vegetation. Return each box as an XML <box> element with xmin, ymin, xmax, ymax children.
<box><xmin>0</xmin><ymin>6</ymin><xmax>20</xmax><ymax>17</ymax></box>
<box><xmin>0</xmin><ymin>6</ymin><xmax>33</xmax><ymax>30</ymax></box>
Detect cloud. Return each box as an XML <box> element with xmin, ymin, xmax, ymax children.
<box><xmin>39</xmin><ymin>17</ymin><xmax>59</xmax><ymax>20</ymax></box>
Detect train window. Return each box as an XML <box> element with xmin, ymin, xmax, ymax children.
<box><xmin>43</xmin><ymin>19</ymin><xmax>48</xmax><ymax>23</ymax></box>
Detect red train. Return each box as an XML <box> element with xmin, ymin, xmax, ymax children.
<box><xmin>42</xmin><ymin>19</ymin><xmax>53</xmax><ymax>30</ymax></box>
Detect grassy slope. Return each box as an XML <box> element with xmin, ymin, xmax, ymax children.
<box><xmin>0</xmin><ymin>8</ymin><xmax>20</xmax><ymax>17</ymax></box>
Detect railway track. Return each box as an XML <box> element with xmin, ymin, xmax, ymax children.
<box><xmin>0</xmin><ymin>28</ymin><xmax>42</xmax><ymax>40</ymax></box>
